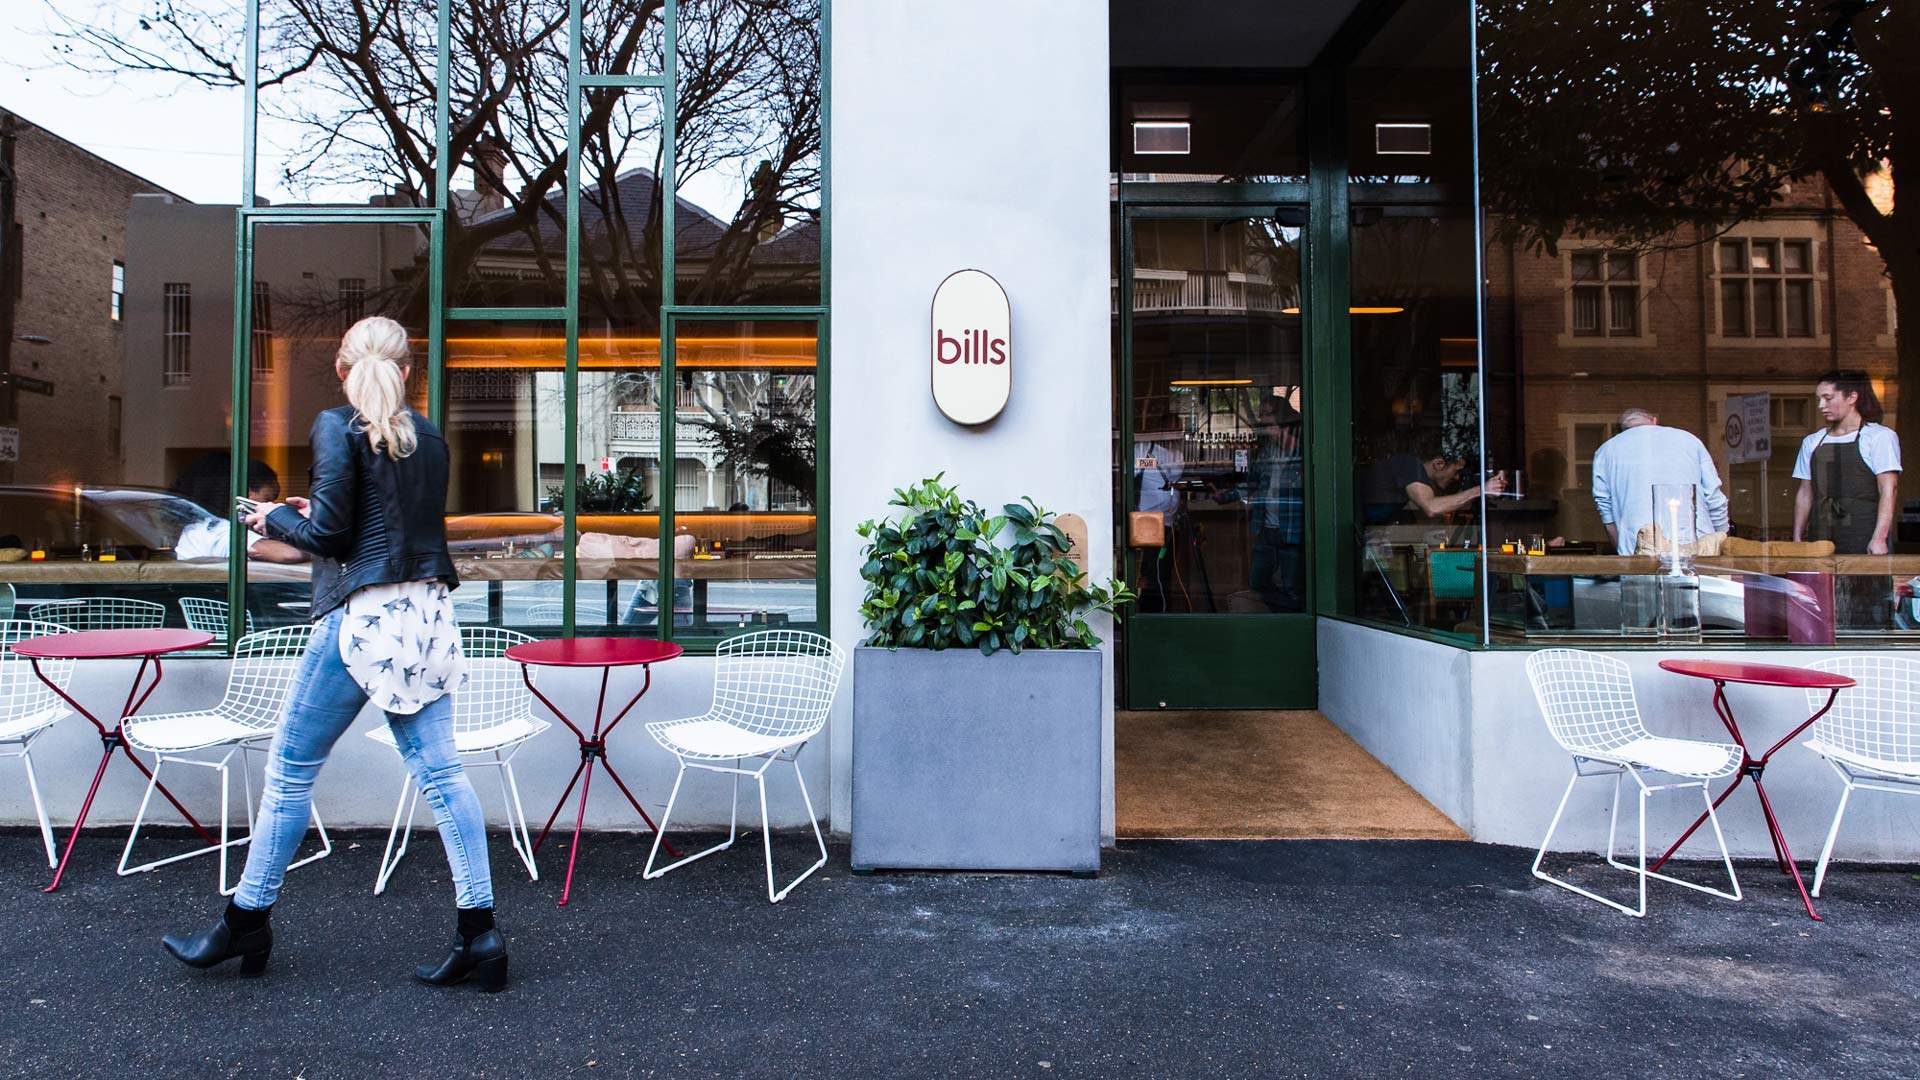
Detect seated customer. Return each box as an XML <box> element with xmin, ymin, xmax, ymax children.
<box><xmin>1589</xmin><ymin>407</ymin><xmax>1728</xmax><ymax>555</ymax></box>
<box><xmin>1372</xmin><ymin>435</ymin><xmax>1504</xmax><ymax>524</ymax></box>
<box><xmin>176</xmin><ymin>462</ymin><xmax>307</xmax><ymax>564</ymax></box>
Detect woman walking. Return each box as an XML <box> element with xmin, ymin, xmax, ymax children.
<box><xmin>162</xmin><ymin>316</ymin><xmax>507</xmax><ymax>991</ymax></box>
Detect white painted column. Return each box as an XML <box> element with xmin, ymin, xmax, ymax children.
<box><xmin>828</xmin><ymin>1</ymin><xmax>1117</xmax><ymax>837</ymax></box>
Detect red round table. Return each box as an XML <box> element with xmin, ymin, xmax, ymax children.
<box><xmin>508</xmin><ymin>637</ymin><xmax>684</xmax><ymax>906</ymax></box>
<box><xmin>12</xmin><ymin>628</ymin><xmax>219</xmax><ymax>892</ymax></box>
<box><xmin>1656</xmin><ymin>658</ymin><xmax>1855</xmax><ymax>921</ymax></box>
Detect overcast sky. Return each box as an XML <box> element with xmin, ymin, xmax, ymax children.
<box><xmin>0</xmin><ymin>2</ymin><xmax>749</xmax><ymax>215</ymax></box>
<box><xmin>3</xmin><ymin>2</ymin><xmax>245</xmax><ymax>204</ymax></box>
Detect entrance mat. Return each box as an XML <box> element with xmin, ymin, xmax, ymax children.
<box><xmin>1116</xmin><ymin>710</ymin><xmax>1468</xmax><ymax>840</ymax></box>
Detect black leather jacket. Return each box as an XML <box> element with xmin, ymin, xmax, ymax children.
<box><xmin>264</xmin><ymin>406</ymin><xmax>459</xmax><ymax>619</ymax></box>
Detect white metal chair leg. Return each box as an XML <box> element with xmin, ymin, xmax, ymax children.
<box><xmin>492</xmin><ymin>753</ymin><xmax>538</xmax><ymax>881</ymax></box>
<box><xmin>373</xmin><ymin>776</ymin><xmax>418</xmax><ymax>896</ymax></box>
<box><xmin>1811</xmin><ymin>781</ymin><xmax>1854</xmax><ymax>898</ymax></box>
<box><xmin>1534</xmin><ymin>769</ymin><xmax>1647</xmax><ymax>916</ymax></box>
<box><xmin>119</xmin><ymin>754</ymin><xmax>251</xmax><ymax>878</ymax></box>
<box><xmin>1604</xmin><ymin>775</ymin><xmax>1741</xmax><ymax>903</ymax></box>
<box><xmin>501</xmin><ymin>758</ymin><xmax>539</xmax><ymax>881</ymax></box>
<box><xmin>765</xmin><ymin>754</ymin><xmax>828</xmax><ymax>904</ymax></box>
<box><xmin>1534</xmin><ymin>763</ymin><xmax>1739</xmax><ymax>918</ymax></box>
<box><xmin>17</xmin><ymin>745</ymin><xmax>56</xmax><ymax>867</ymax></box>
<box><xmin>644</xmin><ymin>759</ymin><xmax>742</xmax><ymax>880</ymax></box>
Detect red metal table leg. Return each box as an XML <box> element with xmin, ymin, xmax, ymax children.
<box><xmin>1752</xmin><ymin>777</ymin><xmax>1821</xmax><ymax>921</ymax></box>
<box><xmin>43</xmin><ymin>743</ymin><xmax>116</xmax><ymax>893</ymax></box>
<box><xmin>532</xmin><ymin>757</ymin><xmax>588</xmax><ymax>854</ymax></box>
<box><xmin>36</xmin><ymin>653</ymin><xmax>215</xmax><ymax>891</ymax></box>
<box><xmin>557</xmin><ymin>755</ymin><xmax>597</xmax><ymax>907</ymax></box>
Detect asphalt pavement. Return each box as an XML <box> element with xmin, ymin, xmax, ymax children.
<box><xmin>0</xmin><ymin>830</ymin><xmax>1914</xmax><ymax>1078</ymax></box>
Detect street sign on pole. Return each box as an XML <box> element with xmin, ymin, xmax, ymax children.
<box><xmin>1724</xmin><ymin>393</ymin><xmax>1772</xmax><ymax>465</ymax></box>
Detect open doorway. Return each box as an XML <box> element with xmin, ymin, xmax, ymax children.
<box><xmin>1110</xmin><ymin>0</ymin><xmax>1476</xmax><ymax>839</ymax></box>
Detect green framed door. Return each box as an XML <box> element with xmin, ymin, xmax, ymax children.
<box><xmin>1117</xmin><ymin>203</ymin><xmax>1316</xmax><ymax>709</ymax></box>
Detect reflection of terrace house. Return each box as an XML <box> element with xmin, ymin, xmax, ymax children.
<box><xmin>459</xmin><ymin>168</ymin><xmax>821</xmax><ymax>310</ymax></box>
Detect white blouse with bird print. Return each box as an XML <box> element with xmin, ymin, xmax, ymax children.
<box><xmin>338</xmin><ymin>580</ymin><xmax>468</xmax><ymax>715</ymax></box>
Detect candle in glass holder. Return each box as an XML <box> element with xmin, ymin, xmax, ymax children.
<box><xmin>1666</xmin><ymin>497</ymin><xmax>1683</xmax><ymax>572</ymax></box>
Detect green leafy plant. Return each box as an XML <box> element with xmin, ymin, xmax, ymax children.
<box><xmin>856</xmin><ymin>475</ymin><xmax>1134</xmax><ymax>655</ymax></box>
<box><xmin>550</xmin><ymin>469</ymin><xmax>652</xmax><ymax>514</ymax></box>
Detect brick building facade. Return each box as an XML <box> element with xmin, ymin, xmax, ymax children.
<box><xmin>1484</xmin><ymin>179</ymin><xmax>1899</xmax><ymax>543</ymax></box>
<box><xmin>0</xmin><ymin>107</ymin><xmax>179</xmax><ymax>490</ymax></box>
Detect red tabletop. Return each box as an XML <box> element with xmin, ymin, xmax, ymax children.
<box><xmin>1658</xmin><ymin>658</ymin><xmax>1855</xmax><ymax>690</ymax></box>
<box><xmin>506</xmin><ymin>637</ymin><xmax>684</xmax><ymax>668</ymax></box>
<box><xmin>11</xmin><ymin>628</ymin><xmax>214</xmax><ymax>660</ymax></box>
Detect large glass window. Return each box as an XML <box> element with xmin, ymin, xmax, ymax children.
<box><xmin>1477</xmin><ymin>0</ymin><xmax>1909</xmax><ymax>645</ymax></box>
<box><xmin>25</xmin><ymin>0</ymin><xmax>826</xmax><ymax>652</ymax></box>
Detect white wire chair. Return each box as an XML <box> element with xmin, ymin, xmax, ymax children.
<box><xmin>525</xmin><ymin>602</ymin><xmax>566</xmax><ymax>627</ymax></box>
<box><xmin>366</xmin><ymin>626</ymin><xmax>550</xmax><ymax>894</ymax></box>
<box><xmin>0</xmin><ymin>620</ymin><xmax>77</xmax><ymax>867</ymax></box>
<box><xmin>179</xmin><ymin>597</ymin><xmax>255</xmax><ymax>647</ymax></box>
<box><xmin>1801</xmin><ymin>656</ymin><xmax>1920</xmax><ymax>897</ymax></box>
<box><xmin>119</xmin><ymin>624</ymin><xmax>331</xmax><ymax>894</ymax></box>
<box><xmin>29</xmin><ymin>596</ymin><xmax>166</xmax><ymax>631</ymax></box>
<box><xmin>644</xmin><ymin>630</ymin><xmax>847</xmax><ymax>903</ymax></box>
<box><xmin>1526</xmin><ymin>648</ymin><xmax>1743</xmax><ymax>917</ymax></box>
<box><xmin>452</xmin><ymin>589</ymin><xmax>490</xmax><ymax>624</ymax></box>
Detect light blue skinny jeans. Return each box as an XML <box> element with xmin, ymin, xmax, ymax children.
<box><xmin>234</xmin><ymin>607</ymin><xmax>493</xmax><ymax>910</ymax></box>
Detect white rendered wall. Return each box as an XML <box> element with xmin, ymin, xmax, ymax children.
<box><xmin>828</xmin><ymin>3</ymin><xmax>1118</xmax><ymax>836</ymax></box>
<box><xmin>1320</xmin><ymin>620</ymin><xmax>1920</xmax><ymax>863</ymax></box>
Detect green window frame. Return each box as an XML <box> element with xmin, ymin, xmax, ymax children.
<box><xmin>225</xmin><ymin>0</ymin><xmax>831</xmax><ymax>654</ymax></box>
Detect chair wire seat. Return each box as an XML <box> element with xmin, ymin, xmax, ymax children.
<box><xmin>365</xmin><ymin>626</ymin><xmax>549</xmax><ymax>894</ymax></box>
<box><xmin>0</xmin><ymin>620</ymin><xmax>78</xmax><ymax>866</ymax></box>
<box><xmin>644</xmin><ymin>630</ymin><xmax>847</xmax><ymax>903</ymax></box>
<box><xmin>1525</xmin><ymin>648</ymin><xmax>1742</xmax><ymax>917</ymax></box>
<box><xmin>118</xmin><ymin>624</ymin><xmax>330</xmax><ymax>894</ymax></box>
<box><xmin>1800</xmin><ymin>656</ymin><xmax>1920</xmax><ymax>896</ymax></box>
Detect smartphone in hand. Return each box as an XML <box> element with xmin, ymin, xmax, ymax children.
<box><xmin>234</xmin><ymin>497</ymin><xmax>263</xmax><ymax>518</ymax></box>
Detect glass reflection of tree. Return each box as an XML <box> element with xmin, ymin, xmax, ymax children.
<box><xmin>55</xmin><ymin>0</ymin><xmax>822</xmax><ymax>478</ymax></box>
<box><xmin>1478</xmin><ymin>0</ymin><xmax>1915</xmax><ymax>491</ymax></box>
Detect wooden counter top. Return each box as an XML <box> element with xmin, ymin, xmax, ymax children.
<box><xmin>1484</xmin><ymin>553</ymin><xmax>1920</xmax><ymax>576</ymax></box>
<box><xmin>0</xmin><ymin>560</ymin><xmax>311</xmax><ymax>584</ymax></box>
<box><xmin>453</xmin><ymin>555</ymin><xmax>817</xmax><ymax>582</ymax></box>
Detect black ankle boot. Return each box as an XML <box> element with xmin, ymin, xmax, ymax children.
<box><xmin>416</xmin><ymin>928</ymin><xmax>509</xmax><ymax>992</ymax></box>
<box><xmin>162</xmin><ymin>902</ymin><xmax>273</xmax><ymax>977</ymax></box>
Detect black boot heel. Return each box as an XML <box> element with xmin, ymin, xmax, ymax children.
<box><xmin>416</xmin><ymin>928</ymin><xmax>509</xmax><ymax>991</ymax></box>
<box><xmin>473</xmin><ymin>955</ymin><xmax>508</xmax><ymax>993</ymax></box>
<box><xmin>162</xmin><ymin>911</ymin><xmax>273</xmax><ymax>976</ymax></box>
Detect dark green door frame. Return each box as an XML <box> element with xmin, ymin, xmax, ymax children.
<box><xmin>1114</xmin><ymin>196</ymin><xmax>1320</xmax><ymax>710</ymax></box>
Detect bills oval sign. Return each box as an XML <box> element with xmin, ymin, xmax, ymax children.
<box><xmin>930</xmin><ymin>269</ymin><xmax>1011</xmax><ymax>425</ymax></box>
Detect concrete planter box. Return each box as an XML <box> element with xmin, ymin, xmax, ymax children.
<box><xmin>851</xmin><ymin>646</ymin><xmax>1101</xmax><ymax>874</ymax></box>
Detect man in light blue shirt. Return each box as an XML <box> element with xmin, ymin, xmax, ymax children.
<box><xmin>1590</xmin><ymin>408</ymin><xmax>1730</xmax><ymax>555</ymax></box>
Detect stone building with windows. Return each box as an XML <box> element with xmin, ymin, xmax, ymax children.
<box><xmin>0</xmin><ymin>108</ymin><xmax>179</xmax><ymax>495</ymax></box>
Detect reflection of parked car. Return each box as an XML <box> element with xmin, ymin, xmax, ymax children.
<box><xmin>0</xmin><ymin>484</ymin><xmax>218</xmax><ymax>558</ymax></box>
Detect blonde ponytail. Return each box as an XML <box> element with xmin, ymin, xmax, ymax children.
<box><xmin>335</xmin><ymin>316</ymin><xmax>418</xmax><ymax>459</ymax></box>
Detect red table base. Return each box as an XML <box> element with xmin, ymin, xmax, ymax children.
<box><xmin>522</xmin><ymin>664</ymin><xmax>679</xmax><ymax>906</ymax></box>
<box><xmin>1649</xmin><ymin>679</ymin><xmax>1841</xmax><ymax>922</ymax></box>
<box><xmin>30</xmin><ymin>654</ymin><xmax>217</xmax><ymax>892</ymax></box>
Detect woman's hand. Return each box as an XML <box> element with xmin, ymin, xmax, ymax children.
<box><xmin>243</xmin><ymin>503</ymin><xmax>280</xmax><ymax>535</ymax></box>
<box><xmin>1868</xmin><ymin>536</ymin><xmax>1891</xmax><ymax>556</ymax></box>
<box><xmin>285</xmin><ymin>496</ymin><xmax>311</xmax><ymax>517</ymax></box>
